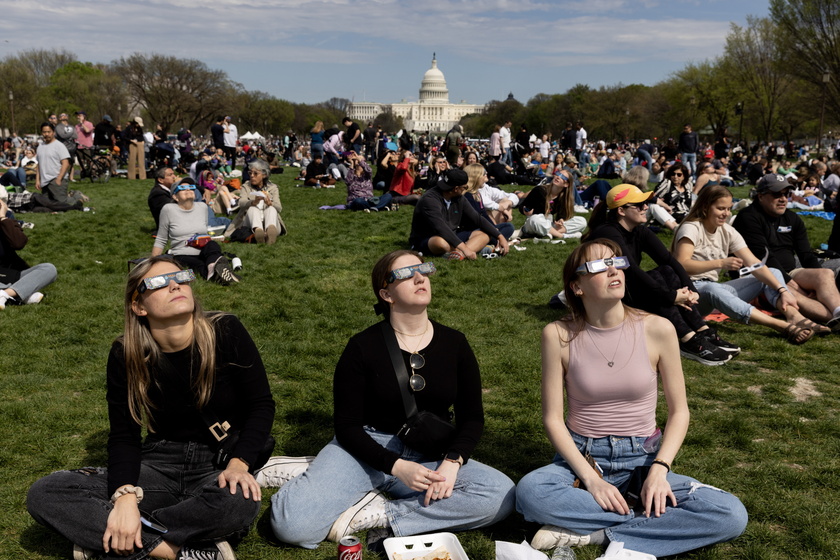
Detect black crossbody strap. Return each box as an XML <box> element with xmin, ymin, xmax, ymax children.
<box><xmin>380</xmin><ymin>320</ymin><xmax>419</xmax><ymax>419</ymax></box>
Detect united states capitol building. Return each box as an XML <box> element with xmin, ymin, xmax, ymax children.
<box><xmin>347</xmin><ymin>55</ymin><xmax>486</xmax><ymax>133</ymax></box>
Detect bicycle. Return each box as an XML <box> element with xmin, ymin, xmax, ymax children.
<box><xmin>77</xmin><ymin>147</ymin><xmax>112</xmax><ymax>183</ymax></box>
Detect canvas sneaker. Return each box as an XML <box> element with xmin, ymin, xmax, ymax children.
<box><xmin>177</xmin><ymin>541</ymin><xmax>236</xmax><ymax>560</ymax></box>
<box><xmin>73</xmin><ymin>545</ymin><xmax>100</xmax><ymax>560</ymax></box>
<box><xmin>254</xmin><ymin>456</ymin><xmax>316</xmax><ymax>488</ymax></box>
<box><xmin>327</xmin><ymin>490</ymin><xmax>389</xmax><ymax>542</ymax></box>
<box><xmin>24</xmin><ymin>292</ymin><xmax>44</xmax><ymax>305</ymax></box>
<box><xmin>679</xmin><ymin>335</ymin><xmax>732</xmax><ymax>366</ymax></box>
<box><xmin>531</xmin><ymin>525</ymin><xmax>592</xmax><ymax>550</ymax></box>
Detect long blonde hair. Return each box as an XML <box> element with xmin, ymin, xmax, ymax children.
<box><xmin>465</xmin><ymin>163</ymin><xmax>486</xmax><ymax>200</ymax></box>
<box><xmin>119</xmin><ymin>256</ymin><xmax>223</xmax><ymax>429</ymax></box>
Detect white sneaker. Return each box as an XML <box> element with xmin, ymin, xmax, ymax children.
<box><xmin>531</xmin><ymin>525</ymin><xmax>592</xmax><ymax>550</ymax></box>
<box><xmin>253</xmin><ymin>456</ymin><xmax>316</xmax><ymax>488</ymax></box>
<box><xmin>574</xmin><ymin>205</ymin><xmax>589</xmax><ymax>213</ymax></box>
<box><xmin>0</xmin><ymin>291</ymin><xmax>11</xmax><ymax>310</ymax></box>
<box><xmin>563</xmin><ymin>232</ymin><xmax>582</xmax><ymax>239</ymax></box>
<box><xmin>73</xmin><ymin>544</ymin><xmax>99</xmax><ymax>560</ymax></box>
<box><xmin>25</xmin><ymin>292</ymin><xmax>44</xmax><ymax>305</ymax></box>
<box><xmin>326</xmin><ymin>490</ymin><xmax>389</xmax><ymax>542</ymax></box>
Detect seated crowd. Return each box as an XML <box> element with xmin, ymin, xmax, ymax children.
<box><xmin>19</xmin><ymin>116</ymin><xmax>840</xmax><ymax>560</ymax></box>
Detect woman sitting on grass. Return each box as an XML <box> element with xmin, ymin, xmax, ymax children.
<box><xmin>516</xmin><ymin>240</ymin><xmax>748</xmax><ymax>557</ymax></box>
<box><xmin>27</xmin><ymin>255</ymin><xmax>275</xmax><ymax>560</ymax></box>
<box><xmin>672</xmin><ymin>184</ymin><xmax>827</xmax><ymax>344</ymax></box>
<box><xmin>389</xmin><ymin>150</ymin><xmax>422</xmax><ymax>206</ymax></box>
<box><xmin>518</xmin><ymin>171</ymin><xmax>586</xmax><ymax>240</ymax></box>
<box><xmin>152</xmin><ymin>181</ymin><xmax>239</xmax><ymax>285</ymax></box>
<box><xmin>269</xmin><ymin>250</ymin><xmax>515</xmax><ymax>550</ymax></box>
<box><xmin>225</xmin><ymin>159</ymin><xmax>286</xmax><ymax>244</ymax></box>
<box><xmin>464</xmin><ymin>163</ymin><xmax>516</xmax><ymax>239</ymax></box>
<box><xmin>346</xmin><ymin>152</ymin><xmax>392</xmax><ymax>212</ymax></box>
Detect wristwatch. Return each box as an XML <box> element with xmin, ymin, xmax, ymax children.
<box><xmin>444</xmin><ymin>452</ymin><xmax>463</xmax><ymax>466</ymax></box>
<box><xmin>110</xmin><ymin>485</ymin><xmax>144</xmax><ymax>504</ymax></box>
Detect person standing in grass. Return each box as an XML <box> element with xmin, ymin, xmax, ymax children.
<box><xmin>27</xmin><ymin>255</ymin><xmax>276</xmax><ymax>560</ymax></box>
<box><xmin>516</xmin><ymin>240</ymin><xmax>748</xmax><ymax>557</ymax></box>
<box><xmin>268</xmin><ymin>250</ymin><xmax>515</xmax><ymax>550</ymax></box>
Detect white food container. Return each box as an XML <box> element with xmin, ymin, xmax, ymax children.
<box><xmin>383</xmin><ymin>532</ymin><xmax>469</xmax><ymax>560</ymax></box>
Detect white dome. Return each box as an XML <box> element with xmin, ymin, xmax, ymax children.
<box><xmin>419</xmin><ymin>54</ymin><xmax>449</xmax><ymax>104</ymax></box>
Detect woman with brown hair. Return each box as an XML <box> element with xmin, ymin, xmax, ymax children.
<box><xmin>516</xmin><ymin>240</ymin><xmax>747</xmax><ymax>557</ymax></box>
<box><xmin>518</xmin><ymin>172</ymin><xmax>586</xmax><ymax>240</ymax></box>
<box><xmin>389</xmin><ymin>149</ymin><xmax>421</xmax><ymax>206</ymax></box>
<box><xmin>27</xmin><ymin>255</ymin><xmax>276</xmax><ymax>560</ymax></box>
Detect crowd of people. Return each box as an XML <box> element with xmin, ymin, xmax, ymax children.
<box><xmin>15</xmin><ymin>113</ymin><xmax>840</xmax><ymax>560</ymax></box>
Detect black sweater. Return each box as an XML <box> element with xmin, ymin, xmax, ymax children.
<box><xmin>106</xmin><ymin>314</ymin><xmax>275</xmax><ymax>494</ymax></box>
<box><xmin>409</xmin><ymin>186</ymin><xmax>500</xmax><ymax>249</ymax></box>
<box><xmin>333</xmin><ymin>321</ymin><xmax>484</xmax><ymax>473</ymax></box>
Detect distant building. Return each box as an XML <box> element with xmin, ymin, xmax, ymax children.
<box><xmin>347</xmin><ymin>55</ymin><xmax>486</xmax><ymax>133</ymax></box>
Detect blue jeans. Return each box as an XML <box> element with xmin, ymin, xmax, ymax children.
<box><xmin>27</xmin><ymin>440</ymin><xmax>260</xmax><ymax>559</ymax></box>
<box><xmin>310</xmin><ymin>144</ymin><xmax>324</xmax><ymax>159</ymax></box>
<box><xmin>516</xmin><ymin>430</ymin><xmax>747</xmax><ymax>557</ymax></box>
<box><xmin>270</xmin><ymin>429</ymin><xmax>515</xmax><ymax>549</ymax></box>
<box><xmin>694</xmin><ymin>268</ymin><xmax>785</xmax><ymax>323</ymax></box>
<box><xmin>502</xmin><ymin>147</ymin><xmax>513</xmax><ymax>167</ymax></box>
<box><xmin>682</xmin><ymin>152</ymin><xmax>697</xmax><ymax>176</ymax></box>
<box><xmin>636</xmin><ymin>149</ymin><xmax>653</xmax><ymax>174</ymax></box>
<box><xmin>348</xmin><ymin>191</ymin><xmax>393</xmax><ymax>211</ymax></box>
<box><xmin>579</xmin><ymin>180</ymin><xmax>612</xmax><ymax>208</ymax></box>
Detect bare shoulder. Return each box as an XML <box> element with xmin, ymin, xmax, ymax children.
<box><xmin>543</xmin><ymin>320</ymin><xmax>571</xmax><ymax>344</ymax></box>
<box><xmin>641</xmin><ymin>313</ymin><xmax>677</xmax><ymax>339</ymax></box>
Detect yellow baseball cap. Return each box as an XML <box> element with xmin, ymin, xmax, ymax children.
<box><xmin>606</xmin><ymin>184</ymin><xmax>654</xmax><ymax>209</ymax></box>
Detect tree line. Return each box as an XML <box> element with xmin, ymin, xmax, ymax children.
<box><xmin>0</xmin><ymin>1</ymin><xmax>836</xmax><ymax>146</ymax></box>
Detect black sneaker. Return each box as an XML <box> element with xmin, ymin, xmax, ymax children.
<box><xmin>177</xmin><ymin>541</ymin><xmax>236</xmax><ymax>560</ymax></box>
<box><xmin>679</xmin><ymin>335</ymin><xmax>732</xmax><ymax>366</ymax></box>
<box><xmin>702</xmin><ymin>327</ymin><xmax>740</xmax><ymax>356</ymax></box>
<box><xmin>214</xmin><ymin>256</ymin><xmax>240</xmax><ymax>285</ymax></box>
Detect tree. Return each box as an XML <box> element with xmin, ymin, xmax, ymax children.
<box><xmin>47</xmin><ymin>61</ymin><xmax>127</xmax><ymax>122</ymax></box>
<box><xmin>236</xmin><ymin>91</ymin><xmax>294</xmax><ymax>136</ymax></box>
<box><xmin>770</xmin><ymin>0</ymin><xmax>840</xmax><ymax>124</ymax></box>
<box><xmin>113</xmin><ymin>53</ymin><xmax>236</xmax><ymax>132</ymax></box>
<box><xmin>670</xmin><ymin>60</ymin><xmax>735</xmax><ymax>139</ymax></box>
<box><xmin>722</xmin><ymin>17</ymin><xmax>793</xmax><ymax>142</ymax></box>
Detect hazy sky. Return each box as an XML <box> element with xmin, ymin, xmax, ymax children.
<box><xmin>0</xmin><ymin>0</ymin><xmax>771</xmax><ymax>106</ymax></box>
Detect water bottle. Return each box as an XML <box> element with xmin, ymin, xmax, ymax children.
<box><xmin>551</xmin><ymin>545</ymin><xmax>576</xmax><ymax>560</ymax></box>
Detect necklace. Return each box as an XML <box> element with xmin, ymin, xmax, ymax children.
<box><xmin>392</xmin><ymin>320</ymin><xmax>430</xmax><ymax>337</ymax></box>
<box><xmin>586</xmin><ymin>320</ymin><xmax>625</xmax><ymax>367</ymax></box>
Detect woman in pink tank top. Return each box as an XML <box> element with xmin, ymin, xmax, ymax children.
<box><xmin>516</xmin><ymin>240</ymin><xmax>747</xmax><ymax>557</ymax></box>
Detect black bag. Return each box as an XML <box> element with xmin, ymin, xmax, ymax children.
<box><xmin>0</xmin><ymin>266</ymin><xmax>21</xmax><ymax>284</ymax></box>
<box><xmin>396</xmin><ymin>410</ymin><xmax>455</xmax><ymax>456</ymax></box>
<box><xmin>380</xmin><ymin>321</ymin><xmax>455</xmax><ymax>456</ymax></box>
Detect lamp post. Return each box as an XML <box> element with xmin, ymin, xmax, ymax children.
<box><xmin>817</xmin><ymin>70</ymin><xmax>830</xmax><ymax>155</ymax></box>
<box><xmin>8</xmin><ymin>91</ymin><xmax>15</xmax><ymax>135</ymax></box>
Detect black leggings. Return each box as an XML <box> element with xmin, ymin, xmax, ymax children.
<box><xmin>631</xmin><ymin>265</ymin><xmax>706</xmax><ymax>339</ymax></box>
<box><xmin>173</xmin><ymin>240</ymin><xmax>223</xmax><ymax>279</ymax></box>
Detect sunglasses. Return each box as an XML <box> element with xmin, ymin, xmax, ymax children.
<box><xmin>385</xmin><ymin>262</ymin><xmax>436</xmax><ymax>285</ymax></box>
<box><xmin>768</xmin><ymin>189</ymin><xmax>791</xmax><ymax>198</ymax></box>
<box><xmin>576</xmin><ymin>256</ymin><xmax>630</xmax><ymax>275</ymax></box>
<box><xmin>136</xmin><ymin>269</ymin><xmax>195</xmax><ymax>294</ymax></box>
<box><xmin>672</xmin><ymin>172</ymin><xmax>684</xmax><ymax>176</ymax></box>
<box><xmin>408</xmin><ymin>353</ymin><xmax>426</xmax><ymax>391</ymax></box>
<box><xmin>624</xmin><ymin>201</ymin><xmax>649</xmax><ymax>210</ymax></box>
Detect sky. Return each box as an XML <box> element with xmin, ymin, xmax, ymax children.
<box><xmin>0</xmin><ymin>0</ymin><xmax>772</xmax><ymax>107</ymax></box>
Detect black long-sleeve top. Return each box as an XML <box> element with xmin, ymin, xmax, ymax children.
<box><xmin>589</xmin><ymin>222</ymin><xmax>695</xmax><ymax>307</ymax></box>
<box><xmin>731</xmin><ymin>202</ymin><xmax>820</xmax><ymax>283</ymax></box>
<box><xmin>518</xmin><ymin>184</ymin><xmax>568</xmax><ymax>221</ymax></box>
<box><xmin>106</xmin><ymin>314</ymin><xmax>275</xmax><ymax>495</ymax></box>
<box><xmin>333</xmin><ymin>321</ymin><xmax>484</xmax><ymax>474</ymax></box>
<box><xmin>408</xmin><ymin>186</ymin><xmax>501</xmax><ymax>249</ymax></box>
<box><xmin>0</xmin><ymin>217</ymin><xmax>29</xmax><ymax>270</ymax></box>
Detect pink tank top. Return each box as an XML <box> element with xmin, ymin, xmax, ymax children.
<box><xmin>565</xmin><ymin>317</ymin><xmax>657</xmax><ymax>438</ymax></box>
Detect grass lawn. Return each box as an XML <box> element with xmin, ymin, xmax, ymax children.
<box><xmin>1</xmin><ymin>171</ymin><xmax>838</xmax><ymax>560</ymax></box>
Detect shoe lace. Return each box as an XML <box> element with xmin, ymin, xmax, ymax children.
<box><xmin>178</xmin><ymin>546</ymin><xmax>219</xmax><ymax>560</ymax></box>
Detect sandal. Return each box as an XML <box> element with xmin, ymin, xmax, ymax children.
<box><xmin>783</xmin><ymin>320</ymin><xmax>815</xmax><ymax>345</ymax></box>
<box><xmin>797</xmin><ymin>318</ymin><xmax>831</xmax><ymax>336</ymax></box>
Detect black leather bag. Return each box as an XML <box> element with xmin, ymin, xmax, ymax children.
<box><xmin>381</xmin><ymin>321</ymin><xmax>455</xmax><ymax>456</ymax></box>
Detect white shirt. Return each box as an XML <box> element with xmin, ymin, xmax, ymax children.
<box><xmin>224</xmin><ymin>123</ymin><xmax>238</xmax><ymax>148</ymax></box>
<box><xmin>479</xmin><ymin>183</ymin><xmax>519</xmax><ymax>210</ymax></box>
<box><xmin>576</xmin><ymin>128</ymin><xmax>587</xmax><ymax>150</ymax></box>
<box><xmin>500</xmin><ymin>127</ymin><xmax>511</xmax><ymax>150</ymax></box>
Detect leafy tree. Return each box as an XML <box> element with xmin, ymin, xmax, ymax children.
<box><xmin>113</xmin><ymin>53</ymin><xmax>236</xmax><ymax>132</ymax></box>
<box><xmin>671</xmin><ymin>60</ymin><xmax>735</xmax><ymax>139</ymax></box>
<box><xmin>236</xmin><ymin>91</ymin><xmax>294</xmax><ymax>136</ymax></box>
<box><xmin>770</xmin><ymin>0</ymin><xmax>840</xmax><ymax>123</ymax></box>
<box><xmin>47</xmin><ymin>61</ymin><xmax>126</xmax><ymax>122</ymax></box>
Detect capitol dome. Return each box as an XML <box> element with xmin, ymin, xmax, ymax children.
<box><xmin>419</xmin><ymin>54</ymin><xmax>449</xmax><ymax>104</ymax></box>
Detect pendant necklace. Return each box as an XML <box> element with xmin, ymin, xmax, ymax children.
<box><xmin>586</xmin><ymin>320</ymin><xmax>625</xmax><ymax>367</ymax></box>
<box><xmin>393</xmin><ymin>320</ymin><xmax>430</xmax><ymax>391</ymax></box>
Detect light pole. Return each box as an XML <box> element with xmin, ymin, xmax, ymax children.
<box><xmin>817</xmin><ymin>70</ymin><xmax>830</xmax><ymax>155</ymax></box>
<box><xmin>8</xmin><ymin>91</ymin><xmax>15</xmax><ymax>135</ymax></box>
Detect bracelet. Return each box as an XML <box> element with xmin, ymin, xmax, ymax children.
<box><xmin>776</xmin><ymin>286</ymin><xmax>788</xmax><ymax>294</ymax></box>
<box><xmin>651</xmin><ymin>459</ymin><xmax>671</xmax><ymax>472</ymax></box>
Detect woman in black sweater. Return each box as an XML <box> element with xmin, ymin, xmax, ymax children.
<box><xmin>28</xmin><ymin>255</ymin><xmax>275</xmax><ymax>560</ymax></box>
<box><xmin>269</xmin><ymin>250</ymin><xmax>514</xmax><ymax>549</ymax></box>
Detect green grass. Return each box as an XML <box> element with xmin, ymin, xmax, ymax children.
<box><xmin>2</xmin><ymin>174</ymin><xmax>838</xmax><ymax>560</ymax></box>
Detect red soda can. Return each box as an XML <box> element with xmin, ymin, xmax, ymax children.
<box><xmin>338</xmin><ymin>536</ymin><xmax>363</xmax><ymax>560</ymax></box>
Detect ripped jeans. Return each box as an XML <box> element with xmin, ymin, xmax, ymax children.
<box><xmin>516</xmin><ymin>430</ymin><xmax>748</xmax><ymax>557</ymax></box>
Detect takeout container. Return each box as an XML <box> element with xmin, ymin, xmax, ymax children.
<box><xmin>383</xmin><ymin>532</ymin><xmax>468</xmax><ymax>560</ymax></box>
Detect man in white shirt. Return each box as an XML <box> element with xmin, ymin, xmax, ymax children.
<box><xmin>575</xmin><ymin>122</ymin><xmax>587</xmax><ymax>166</ymax></box>
<box><xmin>223</xmin><ymin>116</ymin><xmax>239</xmax><ymax>169</ymax></box>
<box><xmin>500</xmin><ymin>121</ymin><xmax>512</xmax><ymax>167</ymax></box>
<box><xmin>35</xmin><ymin>122</ymin><xmax>82</xmax><ymax>208</ymax></box>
